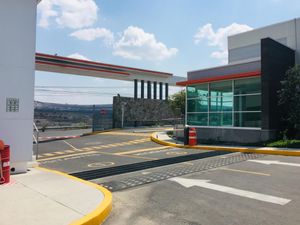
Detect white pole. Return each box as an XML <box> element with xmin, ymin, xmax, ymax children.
<box><xmin>121</xmin><ymin>105</ymin><xmax>124</xmax><ymax>128</ymax></box>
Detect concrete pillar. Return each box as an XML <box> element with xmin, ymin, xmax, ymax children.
<box><xmin>159</xmin><ymin>82</ymin><xmax>163</xmax><ymax>100</ymax></box>
<box><xmin>134</xmin><ymin>79</ymin><xmax>138</xmax><ymax>99</ymax></box>
<box><xmin>153</xmin><ymin>81</ymin><xmax>157</xmax><ymax>100</ymax></box>
<box><xmin>165</xmin><ymin>83</ymin><xmax>169</xmax><ymax>100</ymax></box>
<box><xmin>0</xmin><ymin>1</ymin><xmax>37</xmax><ymax>173</ymax></box>
<box><xmin>147</xmin><ymin>81</ymin><xmax>151</xmax><ymax>99</ymax></box>
<box><xmin>141</xmin><ymin>80</ymin><xmax>144</xmax><ymax>99</ymax></box>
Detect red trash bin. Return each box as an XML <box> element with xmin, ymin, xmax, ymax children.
<box><xmin>0</xmin><ymin>142</ymin><xmax>10</xmax><ymax>184</ymax></box>
<box><xmin>188</xmin><ymin>127</ymin><xmax>197</xmax><ymax>146</ymax></box>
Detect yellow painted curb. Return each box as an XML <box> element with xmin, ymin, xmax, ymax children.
<box><xmin>36</xmin><ymin>167</ymin><xmax>112</xmax><ymax>225</ymax></box>
<box><xmin>151</xmin><ymin>132</ymin><xmax>300</xmax><ymax>157</ymax></box>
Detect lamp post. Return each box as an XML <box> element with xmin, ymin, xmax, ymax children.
<box><xmin>121</xmin><ymin>102</ymin><xmax>127</xmax><ymax>128</ymax></box>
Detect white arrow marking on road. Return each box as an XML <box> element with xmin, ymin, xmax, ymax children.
<box><xmin>169</xmin><ymin>177</ymin><xmax>291</xmax><ymax>205</ymax></box>
<box><xmin>248</xmin><ymin>160</ymin><xmax>300</xmax><ymax>167</ymax></box>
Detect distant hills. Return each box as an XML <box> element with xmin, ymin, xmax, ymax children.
<box><xmin>34</xmin><ymin>101</ymin><xmax>112</xmax><ymax>112</ymax></box>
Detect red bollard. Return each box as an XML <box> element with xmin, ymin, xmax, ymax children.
<box><xmin>188</xmin><ymin>127</ymin><xmax>197</xmax><ymax>146</ymax></box>
<box><xmin>0</xmin><ymin>144</ymin><xmax>10</xmax><ymax>184</ymax></box>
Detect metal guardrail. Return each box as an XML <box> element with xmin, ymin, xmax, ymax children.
<box><xmin>33</xmin><ymin>122</ymin><xmax>39</xmax><ymax>160</ymax></box>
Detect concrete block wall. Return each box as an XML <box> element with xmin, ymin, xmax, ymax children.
<box><xmin>113</xmin><ymin>96</ymin><xmax>175</xmax><ymax>128</ymax></box>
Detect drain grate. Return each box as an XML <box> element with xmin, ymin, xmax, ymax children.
<box><xmin>99</xmin><ymin>153</ymin><xmax>264</xmax><ymax>191</ymax></box>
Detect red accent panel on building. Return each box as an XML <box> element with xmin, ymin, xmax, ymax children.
<box><xmin>36</xmin><ymin>53</ymin><xmax>172</xmax><ymax>77</ymax></box>
<box><xmin>176</xmin><ymin>71</ymin><xmax>261</xmax><ymax>86</ymax></box>
<box><xmin>35</xmin><ymin>61</ymin><xmax>130</xmax><ymax>76</ymax></box>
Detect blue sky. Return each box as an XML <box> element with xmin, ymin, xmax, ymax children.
<box><xmin>35</xmin><ymin>0</ymin><xmax>300</xmax><ymax>104</ymax></box>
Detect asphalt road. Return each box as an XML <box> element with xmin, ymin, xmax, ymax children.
<box><xmin>35</xmin><ymin>128</ymin><xmax>300</xmax><ymax>224</ymax></box>
<box><xmin>102</xmin><ymin>154</ymin><xmax>300</xmax><ymax>225</ymax></box>
<box><xmin>36</xmin><ymin>127</ymin><xmax>217</xmax><ymax>174</ymax></box>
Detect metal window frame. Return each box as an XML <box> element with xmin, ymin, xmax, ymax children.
<box><xmin>186</xmin><ymin>76</ymin><xmax>262</xmax><ymax>129</ymax></box>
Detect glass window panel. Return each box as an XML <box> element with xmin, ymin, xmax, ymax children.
<box><xmin>187</xmin><ymin>98</ymin><xmax>208</xmax><ymax>112</ymax></box>
<box><xmin>187</xmin><ymin>86</ymin><xmax>197</xmax><ymax>98</ymax></box>
<box><xmin>187</xmin><ymin>113</ymin><xmax>208</xmax><ymax>126</ymax></box>
<box><xmin>234</xmin><ymin>95</ymin><xmax>261</xmax><ymax>111</ymax></box>
<box><xmin>187</xmin><ymin>84</ymin><xmax>208</xmax><ymax>99</ymax></box>
<box><xmin>234</xmin><ymin>77</ymin><xmax>261</xmax><ymax>95</ymax></box>
<box><xmin>209</xmin><ymin>113</ymin><xmax>232</xmax><ymax>127</ymax></box>
<box><xmin>210</xmin><ymin>80</ymin><xmax>233</xmax><ymax>97</ymax></box>
<box><xmin>234</xmin><ymin>112</ymin><xmax>261</xmax><ymax>127</ymax></box>
<box><xmin>210</xmin><ymin>96</ymin><xmax>233</xmax><ymax>112</ymax></box>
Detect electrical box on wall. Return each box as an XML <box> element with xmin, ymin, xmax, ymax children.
<box><xmin>6</xmin><ymin>98</ymin><xmax>20</xmax><ymax>112</ymax></box>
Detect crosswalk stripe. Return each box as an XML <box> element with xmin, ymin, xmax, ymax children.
<box><xmin>116</xmin><ymin>146</ymin><xmax>171</xmax><ymax>155</ymax></box>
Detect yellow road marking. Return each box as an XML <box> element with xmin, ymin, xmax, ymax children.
<box><xmin>219</xmin><ymin>167</ymin><xmax>271</xmax><ymax>176</ymax></box>
<box><xmin>38</xmin><ymin>151</ymin><xmax>98</xmax><ymax>162</ymax></box>
<box><xmin>100</xmin><ymin>132</ymin><xmax>150</xmax><ymax>137</ymax></box>
<box><xmin>42</xmin><ymin>153</ymin><xmax>56</xmax><ymax>157</ymax></box>
<box><xmin>115</xmin><ymin>146</ymin><xmax>171</xmax><ymax>155</ymax></box>
<box><xmin>53</xmin><ymin>151</ymin><xmax>66</xmax><ymax>155</ymax></box>
<box><xmin>65</xmin><ymin>150</ymin><xmax>76</xmax><ymax>153</ymax></box>
<box><xmin>39</xmin><ymin>138</ymin><xmax>151</xmax><ymax>159</ymax></box>
<box><xmin>96</xmin><ymin>151</ymin><xmax>158</xmax><ymax>160</ymax></box>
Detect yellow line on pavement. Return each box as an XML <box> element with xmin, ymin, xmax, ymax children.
<box><xmin>42</xmin><ymin>153</ymin><xmax>56</xmax><ymax>157</ymax></box>
<box><xmin>65</xmin><ymin>150</ymin><xmax>76</xmax><ymax>153</ymax></box>
<box><xmin>115</xmin><ymin>146</ymin><xmax>171</xmax><ymax>155</ymax></box>
<box><xmin>219</xmin><ymin>167</ymin><xmax>271</xmax><ymax>176</ymax></box>
<box><xmin>96</xmin><ymin>151</ymin><xmax>158</xmax><ymax>160</ymax></box>
<box><xmin>53</xmin><ymin>151</ymin><xmax>66</xmax><ymax>155</ymax></box>
<box><xmin>39</xmin><ymin>137</ymin><xmax>152</xmax><ymax>160</ymax></box>
<box><xmin>37</xmin><ymin>151</ymin><xmax>98</xmax><ymax>162</ymax></box>
<box><xmin>100</xmin><ymin>132</ymin><xmax>150</xmax><ymax>137</ymax></box>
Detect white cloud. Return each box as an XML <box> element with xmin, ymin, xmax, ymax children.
<box><xmin>67</xmin><ymin>53</ymin><xmax>90</xmax><ymax>61</ymax></box>
<box><xmin>194</xmin><ymin>23</ymin><xmax>253</xmax><ymax>63</ymax></box>
<box><xmin>113</xmin><ymin>26</ymin><xmax>178</xmax><ymax>61</ymax></box>
<box><xmin>70</xmin><ymin>28</ymin><xmax>114</xmax><ymax>45</ymax></box>
<box><xmin>37</xmin><ymin>0</ymin><xmax>98</xmax><ymax>29</ymax></box>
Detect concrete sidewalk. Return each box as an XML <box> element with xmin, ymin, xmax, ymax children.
<box><xmin>0</xmin><ymin>167</ymin><xmax>112</xmax><ymax>225</ymax></box>
<box><xmin>152</xmin><ymin>131</ymin><xmax>300</xmax><ymax>156</ymax></box>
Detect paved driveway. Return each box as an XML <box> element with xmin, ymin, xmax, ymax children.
<box><xmin>37</xmin><ymin>128</ymin><xmax>223</xmax><ymax>174</ymax></box>
<box><xmin>102</xmin><ymin>154</ymin><xmax>300</xmax><ymax>225</ymax></box>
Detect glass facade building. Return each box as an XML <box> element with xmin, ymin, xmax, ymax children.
<box><xmin>186</xmin><ymin>77</ymin><xmax>261</xmax><ymax>128</ymax></box>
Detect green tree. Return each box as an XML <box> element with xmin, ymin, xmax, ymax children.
<box><xmin>278</xmin><ymin>65</ymin><xmax>300</xmax><ymax>138</ymax></box>
<box><xmin>168</xmin><ymin>90</ymin><xmax>186</xmax><ymax>116</ymax></box>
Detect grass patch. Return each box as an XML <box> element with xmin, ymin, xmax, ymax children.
<box><xmin>266</xmin><ymin>140</ymin><xmax>300</xmax><ymax>148</ymax></box>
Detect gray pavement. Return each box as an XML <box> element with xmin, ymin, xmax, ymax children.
<box><xmin>0</xmin><ymin>167</ymin><xmax>107</xmax><ymax>225</ymax></box>
<box><xmin>103</xmin><ymin>154</ymin><xmax>300</xmax><ymax>225</ymax></box>
<box><xmin>37</xmin><ymin>128</ymin><xmax>218</xmax><ymax>175</ymax></box>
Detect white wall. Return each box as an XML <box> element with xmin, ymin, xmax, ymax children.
<box><xmin>228</xmin><ymin>18</ymin><xmax>300</xmax><ymax>64</ymax></box>
<box><xmin>0</xmin><ymin>1</ymin><xmax>37</xmax><ymax>173</ymax></box>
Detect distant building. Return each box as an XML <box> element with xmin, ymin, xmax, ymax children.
<box><xmin>178</xmin><ymin>18</ymin><xmax>300</xmax><ymax>143</ymax></box>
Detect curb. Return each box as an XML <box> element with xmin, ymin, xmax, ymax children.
<box><xmin>36</xmin><ymin>167</ymin><xmax>112</xmax><ymax>225</ymax></box>
<box><xmin>37</xmin><ymin>135</ymin><xmax>81</xmax><ymax>143</ymax></box>
<box><xmin>151</xmin><ymin>132</ymin><xmax>300</xmax><ymax>157</ymax></box>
